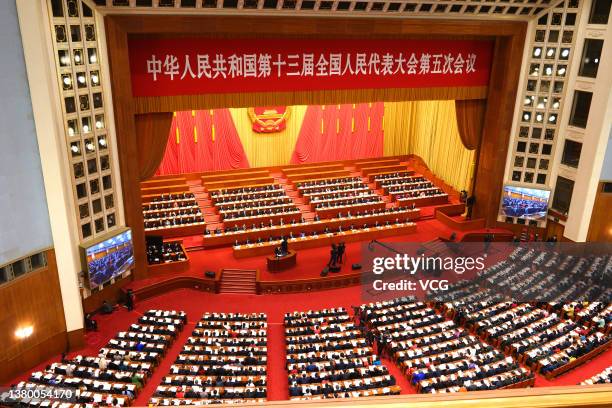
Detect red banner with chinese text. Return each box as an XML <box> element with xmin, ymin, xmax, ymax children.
<box><xmin>128</xmin><ymin>38</ymin><xmax>494</xmax><ymax>97</ymax></box>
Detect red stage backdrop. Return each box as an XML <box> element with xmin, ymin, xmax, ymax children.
<box><xmin>129</xmin><ymin>38</ymin><xmax>494</xmax><ymax>97</ymax></box>
<box><xmin>291</xmin><ymin>103</ymin><xmax>384</xmax><ymax>164</ymax></box>
<box><xmin>155</xmin><ymin>109</ymin><xmax>249</xmax><ymax>175</ymax></box>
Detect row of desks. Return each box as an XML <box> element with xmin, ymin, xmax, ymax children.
<box><xmin>141</xmin><ymin>184</ymin><xmax>190</xmax><ymax>196</ymax></box>
<box><xmin>362</xmin><ymin>164</ymin><xmax>409</xmax><ymax>176</ymax></box>
<box><xmin>371</xmin><ymin>171</ymin><xmax>417</xmax><ymax>184</ymax></box>
<box><xmin>141</xmin><ymin>177</ymin><xmax>187</xmax><ymax>187</ymax></box>
<box><xmin>203</xmin><ymin>176</ymin><xmax>275</xmax><ymax>190</ymax></box>
<box><xmin>223</xmin><ymin>211</ymin><xmax>303</xmax><ymax>229</ymax></box>
<box><xmin>201</xmin><ymin>209</ymin><xmax>421</xmax><ymax>248</ymax></box>
<box><xmin>304</xmin><ymin>187</ymin><xmax>372</xmax><ymax>203</ymax></box>
<box><xmin>201</xmin><ymin>169</ymin><xmax>270</xmax><ymax>183</ymax></box>
<box><xmin>283</xmin><ymin>163</ymin><xmax>345</xmax><ymax>176</ymax></box>
<box><xmin>315</xmin><ymin>201</ymin><xmax>386</xmax><ymax>219</ymax></box>
<box><xmin>233</xmin><ymin>222</ymin><xmax>417</xmax><ymax>258</ymax></box>
<box><xmin>144</xmin><ymin>223</ymin><xmax>208</xmax><ymax>238</ymax></box>
<box><xmin>354</xmin><ymin>158</ymin><xmax>401</xmax><ymax>169</ymax></box>
<box><xmin>288</xmin><ymin>169</ymin><xmax>352</xmax><ymax>183</ymax></box>
<box><xmin>296</xmin><ymin>178</ymin><xmax>363</xmax><ymax>194</ymax></box>
<box><xmin>395</xmin><ymin>194</ymin><xmax>449</xmax><ymax>207</ymax></box>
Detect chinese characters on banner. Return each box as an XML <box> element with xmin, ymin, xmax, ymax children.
<box><xmin>128</xmin><ymin>39</ymin><xmax>494</xmax><ymax>97</ymax></box>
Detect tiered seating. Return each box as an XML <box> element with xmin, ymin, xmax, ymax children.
<box><xmin>143</xmin><ymin>192</ymin><xmax>205</xmax><ymax>235</ymax></box>
<box><xmin>591</xmin><ymin>304</ymin><xmax>612</xmax><ymax>334</ymax></box>
<box><xmin>295</xmin><ymin>176</ymin><xmax>385</xmax><ymax>219</ymax></box>
<box><xmin>287</xmin><ymin>170</ymin><xmax>351</xmax><ymax>183</ymax></box>
<box><xmin>428</xmin><ymin>248</ymin><xmax>612</xmax><ymax>379</ymax></box>
<box><xmin>209</xmin><ymin>184</ymin><xmax>284</xmax><ymax>203</ymax></box>
<box><xmin>354</xmin><ymin>158</ymin><xmax>401</xmax><ymax>170</ymax></box>
<box><xmin>208</xmin><ymin>183</ymin><xmax>301</xmax><ymax>229</ymax></box>
<box><xmin>201</xmin><ymin>169</ymin><xmax>270</xmax><ymax>185</ymax></box>
<box><xmin>8</xmin><ymin>310</ymin><xmax>185</xmax><ymax>407</ymax></box>
<box><xmin>151</xmin><ymin>312</ymin><xmax>267</xmax><ymax>405</ymax></box>
<box><xmin>361</xmin><ymin>164</ymin><xmax>408</xmax><ymax>177</ymax></box>
<box><xmin>233</xmin><ymin>217</ymin><xmax>416</xmax><ymax>258</ymax></box>
<box><xmin>359</xmin><ymin>297</ymin><xmax>533</xmax><ymax>393</ymax></box>
<box><xmin>304</xmin><ymin>184</ymin><xmax>373</xmax><ymax>205</ymax></box>
<box><xmin>202</xmin><ymin>206</ymin><xmax>419</xmax><ymax>249</ymax></box>
<box><xmin>147</xmin><ymin>241</ymin><xmax>187</xmax><ymax>265</ymax></box>
<box><xmin>580</xmin><ymin>366</ymin><xmax>612</xmax><ymax>385</ymax></box>
<box><xmin>372</xmin><ymin>171</ymin><xmax>448</xmax><ymax>207</ymax></box>
<box><xmin>473</xmin><ymin>247</ymin><xmax>610</xmax><ymax>304</ymax></box>
<box><xmin>201</xmin><ymin>169</ymin><xmax>274</xmax><ymax>191</ymax></box>
<box><xmin>283</xmin><ymin>163</ymin><xmax>345</xmax><ymax>177</ymax></box>
<box><xmin>285</xmin><ymin>308</ymin><xmax>399</xmax><ymax>400</ymax></box>
<box><xmin>375</xmin><ymin>172</ymin><xmax>426</xmax><ymax>190</ymax></box>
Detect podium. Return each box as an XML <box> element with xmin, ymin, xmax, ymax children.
<box><xmin>267</xmin><ymin>250</ymin><xmax>297</xmax><ymax>272</ymax></box>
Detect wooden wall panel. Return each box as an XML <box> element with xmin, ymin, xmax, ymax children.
<box><xmin>105</xmin><ymin>15</ymin><xmax>526</xmax><ymax>278</ymax></box>
<box><xmin>472</xmin><ymin>35</ymin><xmax>526</xmax><ymax>224</ymax></box>
<box><xmin>587</xmin><ymin>182</ymin><xmax>612</xmax><ymax>242</ymax></box>
<box><xmin>546</xmin><ymin>219</ymin><xmax>566</xmax><ymax>242</ymax></box>
<box><xmin>82</xmin><ymin>274</ymin><xmax>133</xmax><ymax>315</ymax></box>
<box><xmin>0</xmin><ymin>249</ymin><xmax>68</xmax><ymax>383</ymax></box>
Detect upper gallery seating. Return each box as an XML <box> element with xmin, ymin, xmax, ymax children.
<box><xmin>150</xmin><ymin>312</ymin><xmax>267</xmax><ymax>405</ymax></box>
<box><xmin>232</xmin><ymin>217</ymin><xmax>417</xmax><ymax>258</ymax></box>
<box><xmin>354</xmin><ymin>158</ymin><xmax>401</xmax><ymax>171</ymax></box>
<box><xmin>372</xmin><ymin>171</ymin><xmax>449</xmax><ymax>206</ymax></box>
<box><xmin>201</xmin><ymin>168</ymin><xmax>273</xmax><ymax>191</ymax></box>
<box><xmin>296</xmin><ymin>176</ymin><xmax>385</xmax><ymax>219</ymax></box>
<box><xmin>7</xmin><ymin>310</ymin><xmax>185</xmax><ymax>407</ymax></box>
<box><xmin>205</xmin><ymin>174</ymin><xmax>420</xmax><ymax>256</ymax></box>
<box><xmin>143</xmin><ymin>192</ymin><xmax>205</xmax><ymax>233</ymax></box>
<box><xmin>143</xmin><ymin>159</ymin><xmax>456</xmax><ymax>247</ymax></box>
<box><xmin>359</xmin><ymin>297</ymin><xmax>534</xmax><ymax>393</ymax></box>
<box><xmin>209</xmin><ymin>183</ymin><xmax>301</xmax><ymax>228</ymax></box>
<box><xmin>285</xmin><ymin>308</ymin><xmax>400</xmax><ymax>400</ymax></box>
<box><xmin>282</xmin><ymin>163</ymin><xmax>345</xmax><ymax>177</ymax></box>
<box><xmin>201</xmin><ymin>205</ymin><xmax>419</xmax><ymax>257</ymax></box>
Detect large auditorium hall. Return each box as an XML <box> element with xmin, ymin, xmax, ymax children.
<box><xmin>2</xmin><ymin>1</ymin><xmax>612</xmax><ymax>408</ymax></box>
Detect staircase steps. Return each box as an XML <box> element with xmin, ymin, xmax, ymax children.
<box><xmin>190</xmin><ymin>182</ymin><xmax>224</xmax><ymax>229</ymax></box>
<box><xmin>219</xmin><ymin>269</ymin><xmax>258</xmax><ymax>294</ymax></box>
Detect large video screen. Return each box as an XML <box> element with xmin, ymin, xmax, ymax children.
<box><xmin>500</xmin><ymin>185</ymin><xmax>550</xmax><ymax>221</ymax></box>
<box><xmin>82</xmin><ymin>228</ymin><xmax>134</xmax><ymax>290</ymax></box>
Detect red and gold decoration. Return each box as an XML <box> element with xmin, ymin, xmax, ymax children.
<box><xmin>248</xmin><ymin>106</ymin><xmax>291</xmax><ymax>133</ymax></box>
<box><xmin>129</xmin><ymin>38</ymin><xmax>493</xmax><ymax>97</ymax></box>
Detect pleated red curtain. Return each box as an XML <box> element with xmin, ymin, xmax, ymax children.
<box><xmin>290</xmin><ymin>102</ymin><xmax>384</xmax><ymax>164</ymax></box>
<box><xmin>454</xmin><ymin>99</ymin><xmax>486</xmax><ymax>150</ymax></box>
<box><xmin>135</xmin><ymin>113</ymin><xmax>174</xmax><ymax>181</ymax></box>
<box><xmin>155</xmin><ymin>109</ymin><xmax>250</xmax><ymax>175</ymax></box>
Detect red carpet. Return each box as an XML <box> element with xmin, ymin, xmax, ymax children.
<box><xmin>7</xmin><ymin>286</ymin><xmax>611</xmax><ymax>403</ymax></box>
<box><xmin>134</xmin><ymin>218</ymin><xmax>511</xmax><ymax>292</ymax></box>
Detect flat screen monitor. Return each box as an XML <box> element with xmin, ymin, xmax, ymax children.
<box><xmin>500</xmin><ymin>185</ymin><xmax>551</xmax><ymax>221</ymax></box>
<box><xmin>80</xmin><ymin>228</ymin><xmax>134</xmax><ymax>290</ymax></box>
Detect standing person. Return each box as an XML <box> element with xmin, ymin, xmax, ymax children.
<box><xmin>466</xmin><ymin>195</ymin><xmax>476</xmax><ymax>220</ymax></box>
<box><xmin>125</xmin><ymin>289</ymin><xmax>135</xmax><ymax>311</ymax></box>
<box><xmin>280</xmin><ymin>236</ymin><xmax>289</xmax><ymax>256</ymax></box>
<box><xmin>337</xmin><ymin>242</ymin><xmax>346</xmax><ymax>264</ymax></box>
<box><xmin>328</xmin><ymin>244</ymin><xmax>338</xmax><ymax>267</ymax></box>
<box><xmin>484</xmin><ymin>233</ymin><xmax>494</xmax><ymax>255</ymax></box>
